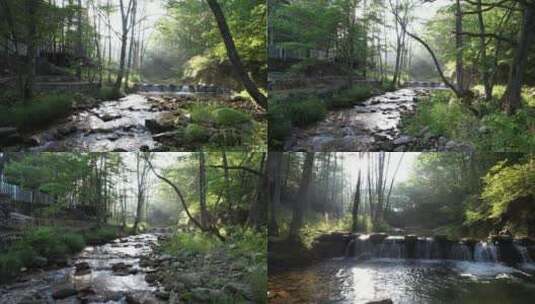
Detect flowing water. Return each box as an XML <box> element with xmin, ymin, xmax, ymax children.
<box><xmin>269</xmin><ymin>258</ymin><xmax>535</xmax><ymax>304</ymax></box>
<box><xmin>28</xmin><ymin>94</ymin><xmax>168</xmax><ymax>151</ymax></box>
<box><xmin>0</xmin><ymin>233</ymin><xmax>164</xmax><ymax>304</ymax></box>
<box><xmin>284</xmin><ymin>88</ymin><xmax>433</xmax><ymax>151</ymax></box>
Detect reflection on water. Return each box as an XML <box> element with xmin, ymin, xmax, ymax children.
<box><xmin>269</xmin><ymin>258</ymin><xmax>535</xmax><ymax>304</ymax></box>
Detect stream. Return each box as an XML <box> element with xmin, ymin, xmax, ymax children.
<box><xmin>269</xmin><ymin>258</ymin><xmax>535</xmax><ymax>304</ymax></box>
<box><xmin>28</xmin><ymin>94</ymin><xmax>172</xmax><ymax>152</ymax></box>
<box><xmin>284</xmin><ymin>88</ymin><xmax>434</xmax><ymax>151</ymax></box>
<box><xmin>0</xmin><ymin>233</ymin><xmax>167</xmax><ymax>304</ymax></box>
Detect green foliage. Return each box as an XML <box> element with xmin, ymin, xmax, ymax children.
<box><xmin>329</xmin><ymin>85</ymin><xmax>373</xmax><ymax>108</ymax></box>
<box><xmin>21</xmin><ymin>227</ymin><xmax>67</xmax><ymax>257</ymax></box>
<box><xmin>0</xmin><ymin>252</ymin><xmax>23</xmax><ymax>283</ymax></box>
<box><xmin>481</xmin><ymin>159</ymin><xmax>535</xmax><ymax>219</ymax></box>
<box><xmin>163</xmin><ymin>232</ymin><xmax>218</xmax><ymax>256</ymax></box>
<box><xmin>61</xmin><ymin>232</ymin><xmax>86</xmax><ymax>253</ymax></box>
<box><xmin>83</xmin><ymin>227</ymin><xmax>119</xmax><ymax>245</ymax></box>
<box><xmin>190</xmin><ymin>104</ymin><xmax>216</xmax><ymax>124</ymax></box>
<box><xmin>479</xmin><ymin>110</ymin><xmax>535</xmax><ymax>151</ymax></box>
<box><xmin>95</xmin><ymin>86</ymin><xmax>123</xmax><ymax>100</ymax></box>
<box><xmin>185</xmin><ymin>123</ymin><xmax>210</xmax><ymax>142</ymax></box>
<box><xmin>0</xmin><ymin>93</ymin><xmax>73</xmax><ymax>129</ymax></box>
<box><xmin>285</xmin><ymin>97</ymin><xmax>327</xmax><ymax>127</ymax></box>
<box><xmin>212</xmin><ymin>108</ymin><xmax>252</xmax><ymax>126</ymax></box>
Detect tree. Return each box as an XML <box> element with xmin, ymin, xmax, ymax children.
<box><xmin>352</xmin><ymin>170</ymin><xmax>361</xmax><ymax>232</ymax></box>
<box><xmin>206</xmin><ymin>0</ymin><xmax>267</xmax><ymax>109</ymax></box>
<box><xmin>133</xmin><ymin>152</ymin><xmax>150</xmax><ymax>232</ymax></box>
<box><xmin>113</xmin><ymin>0</ymin><xmax>135</xmax><ymax>94</ymax></box>
<box><xmin>288</xmin><ymin>153</ymin><xmax>315</xmax><ymax>240</ymax></box>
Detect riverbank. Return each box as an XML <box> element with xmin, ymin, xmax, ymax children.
<box><xmin>140</xmin><ymin>230</ymin><xmax>267</xmax><ymax>303</ymax></box>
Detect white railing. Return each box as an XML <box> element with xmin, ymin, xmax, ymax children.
<box><xmin>0</xmin><ymin>174</ymin><xmax>55</xmax><ymax>204</ymax></box>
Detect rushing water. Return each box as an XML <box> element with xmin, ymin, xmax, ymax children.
<box><xmin>284</xmin><ymin>88</ymin><xmax>432</xmax><ymax>151</ymax></box>
<box><xmin>0</xmin><ymin>233</ymin><xmax>163</xmax><ymax>304</ymax></box>
<box><xmin>269</xmin><ymin>258</ymin><xmax>535</xmax><ymax>304</ymax></box>
<box><xmin>28</xmin><ymin>94</ymin><xmax>170</xmax><ymax>151</ymax></box>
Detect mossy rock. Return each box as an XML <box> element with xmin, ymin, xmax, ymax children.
<box><xmin>185</xmin><ymin>124</ymin><xmax>210</xmax><ymax>142</ymax></box>
<box><xmin>212</xmin><ymin>108</ymin><xmax>251</xmax><ymax>126</ymax></box>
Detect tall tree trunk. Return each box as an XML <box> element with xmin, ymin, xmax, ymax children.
<box><xmin>199</xmin><ymin>151</ymin><xmax>208</xmax><ymax>228</ymax></box>
<box><xmin>248</xmin><ymin>153</ymin><xmax>267</xmax><ymax>229</ymax></box>
<box><xmin>114</xmin><ymin>0</ymin><xmax>133</xmax><ymax>94</ymax></box>
<box><xmin>352</xmin><ymin>170</ymin><xmax>361</xmax><ymax>232</ymax></box>
<box><xmin>455</xmin><ymin>0</ymin><xmax>465</xmax><ymax>94</ymax></box>
<box><xmin>76</xmin><ymin>0</ymin><xmax>83</xmax><ymax>79</ymax></box>
<box><xmin>268</xmin><ymin>152</ymin><xmax>282</xmax><ymax>236</ymax></box>
<box><xmin>206</xmin><ymin>0</ymin><xmax>267</xmax><ymax>109</ymax></box>
<box><xmin>476</xmin><ymin>0</ymin><xmax>491</xmax><ymax>100</ymax></box>
<box><xmin>288</xmin><ymin>153</ymin><xmax>315</xmax><ymax>241</ymax></box>
<box><xmin>125</xmin><ymin>0</ymin><xmax>137</xmax><ymax>90</ymax></box>
<box><xmin>22</xmin><ymin>0</ymin><xmax>38</xmax><ymax>102</ymax></box>
<box><xmin>501</xmin><ymin>5</ymin><xmax>535</xmax><ymax>115</ymax></box>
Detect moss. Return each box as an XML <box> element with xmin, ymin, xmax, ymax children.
<box><xmin>212</xmin><ymin>107</ymin><xmax>252</xmax><ymax>126</ymax></box>
<box><xmin>185</xmin><ymin>123</ymin><xmax>210</xmax><ymax>142</ymax></box>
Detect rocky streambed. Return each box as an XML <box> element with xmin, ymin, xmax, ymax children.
<box><xmin>0</xmin><ymin>233</ymin><xmax>169</xmax><ymax>304</ymax></box>
<box><xmin>1</xmin><ymin>92</ymin><xmax>262</xmax><ymax>152</ymax></box>
<box><xmin>284</xmin><ymin>88</ymin><xmax>473</xmax><ymax>152</ymax></box>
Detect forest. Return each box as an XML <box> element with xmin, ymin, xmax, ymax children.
<box><xmin>269</xmin><ymin>0</ymin><xmax>534</xmax><ymax>152</ymax></box>
<box><xmin>268</xmin><ymin>152</ymin><xmax>535</xmax><ymax>304</ymax></box>
<box><xmin>0</xmin><ymin>0</ymin><xmax>267</xmax><ymax>151</ymax></box>
<box><xmin>0</xmin><ymin>152</ymin><xmax>267</xmax><ymax>303</ymax></box>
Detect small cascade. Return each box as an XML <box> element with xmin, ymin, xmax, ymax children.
<box><xmin>474</xmin><ymin>242</ymin><xmax>498</xmax><ymax>262</ymax></box>
<box><xmin>450</xmin><ymin>243</ymin><xmax>472</xmax><ymax>260</ymax></box>
<box><xmin>415</xmin><ymin>238</ymin><xmax>434</xmax><ymax>259</ymax></box>
<box><xmin>514</xmin><ymin>244</ymin><xmax>532</xmax><ymax>263</ymax></box>
<box><xmin>377</xmin><ymin>236</ymin><xmax>406</xmax><ymax>258</ymax></box>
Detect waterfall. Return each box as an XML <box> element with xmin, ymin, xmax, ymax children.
<box><xmin>378</xmin><ymin>236</ymin><xmax>406</xmax><ymax>258</ymax></box>
<box><xmin>450</xmin><ymin>243</ymin><xmax>471</xmax><ymax>260</ymax></box>
<box><xmin>415</xmin><ymin>238</ymin><xmax>434</xmax><ymax>259</ymax></box>
<box><xmin>474</xmin><ymin>242</ymin><xmax>498</xmax><ymax>262</ymax></box>
<box><xmin>514</xmin><ymin>245</ymin><xmax>532</xmax><ymax>263</ymax></box>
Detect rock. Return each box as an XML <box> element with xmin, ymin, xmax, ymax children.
<box><xmin>155</xmin><ymin>290</ymin><xmax>170</xmax><ymax>300</ymax></box>
<box><xmin>57</xmin><ymin>125</ymin><xmax>77</xmax><ymax>137</ymax></box>
<box><xmin>145</xmin><ymin>119</ymin><xmax>175</xmax><ymax>134</ymax></box>
<box><xmin>393</xmin><ymin>135</ymin><xmax>413</xmax><ymax>146</ymax></box>
<box><xmin>145</xmin><ymin>272</ymin><xmax>159</xmax><ymax>284</ymax></box>
<box><xmin>369</xmin><ymin>233</ymin><xmax>388</xmax><ymax>244</ymax></box>
<box><xmin>366</xmin><ymin>300</ymin><xmax>393</xmax><ymax>304</ymax></box>
<box><xmin>32</xmin><ymin>256</ymin><xmax>48</xmax><ymax>267</ymax></box>
<box><xmin>75</xmin><ymin>261</ymin><xmax>91</xmax><ymax>276</ymax></box>
<box><xmin>112</xmin><ymin>262</ymin><xmax>132</xmax><ymax>276</ymax></box>
<box><xmin>445</xmin><ymin>140</ymin><xmax>457</xmax><ymax>150</ymax></box>
<box><xmin>100</xmin><ymin>113</ymin><xmax>122</xmax><ymax>122</ymax></box>
<box><xmin>52</xmin><ymin>287</ymin><xmax>78</xmax><ymax>299</ymax></box>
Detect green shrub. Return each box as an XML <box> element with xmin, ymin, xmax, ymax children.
<box><xmin>0</xmin><ymin>252</ymin><xmax>23</xmax><ymax>283</ymax></box>
<box><xmin>84</xmin><ymin>226</ymin><xmax>118</xmax><ymax>244</ymax></box>
<box><xmin>329</xmin><ymin>85</ymin><xmax>373</xmax><ymax>108</ymax></box>
<box><xmin>190</xmin><ymin>104</ymin><xmax>216</xmax><ymax>124</ymax></box>
<box><xmin>185</xmin><ymin>123</ymin><xmax>210</xmax><ymax>142</ymax></box>
<box><xmin>212</xmin><ymin>108</ymin><xmax>252</xmax><ymax>126</ymax></box>
<box><xmin>163</xmin><ymin>232</ymin><xmax>218</xmax><ymax>256</ymax></box>
<box><xmin>381</xmin><ymin>80</ymin><xmax>396</xmax><ymax>92</ymax></box>
<box><xmin>286</xmin><ymin>97</ymin><xmax>327</xmax><ymax>127</ymax></box>
<box><xmin>0</xmin><ymin>93</ymin><xmax>73</xmax><ymax>129</ymax></box>
<box><xmin>96</xmin><ymin>86</ymin><xmax>123</xmax><ymax>100</ymax></box>
<box><xmin>479</xmin><ymin>110</ymin><xmax>535</xmax><ymax>151</ymax></box>
<box><xmin>61</xmin><ymin>232</ymin><xmax>86</xmax><ymax>253</ymax></box>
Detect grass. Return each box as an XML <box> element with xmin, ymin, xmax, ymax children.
<box><xmin>0</xmin><ymin>93</ymin><xmax>73</xmax><ymax>129</ymax></box>
<box><xmin>328</xmin><ymin>85</ymin><xmax>373</xmax><ymax>109</ymax></box>
<box><xmin>95</xmin><ymin>86</ymin><xmax>124</xmax><ymax>100</ymax></box>
<box><xmin>163</xmin><ymin>232</ymin><xmax>218</xmax><ymax>256</ymax></box>
<box><xmin>185</xmin><ymin>123</ymin><xmax>210</xmax><ymax>142</ymax></box>
<box><xmin>403</xmin><ymin>88</ymin><xmax>535</xmax><ymax>151</ymax></box>
<box><xmin>212</xmin><ymin>108</ymin><xmax>252</xmax><ymax>126</ymax></box>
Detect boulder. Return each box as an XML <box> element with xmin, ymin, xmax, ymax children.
<box><xmin>52</xmin><ymin>287</ymin><xmax>78</xmax><ymax>299</ymax></box>
<box><xmin>366</xmin><ymin>300</ymin><xmax>393</xmax><ymax>304</ymax></box>
<box><xmin>74</xmin><ymin>261</ymin><xmax>91</xmax><ymax>276</ymax></box>
<box><xmin>145</xmin><ymin>119</ymin><xmax>175</xmax><ymax>134</ymax></box>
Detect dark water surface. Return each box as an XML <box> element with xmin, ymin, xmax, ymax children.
<box><xmin>269</xmin><ymin>258</ymin><xmax>535</xmax><ymax>304</ymax></box>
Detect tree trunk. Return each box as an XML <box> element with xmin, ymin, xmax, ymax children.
<box><xmin>268</xmin><ymin>152</ymin><xmax>282</xmax><ymax>236</ymax></box>
<box><xmin>455</xmin><ymin>0</ymin><xmax>465</xmax><ymax>94</ymax></box>
<box><xmin>248</xmin><ymin>153</ymin><xmax>267</xmax><ymax>229</ymax></box>
<box><xmin>76</xmin><ymin>0</ymin><xmax>83</xmax><ymax>79</ymax></box>
<box><xmin>352</xmin><ymin>170</ymin><xmax>361</xmax><ymax>232</ymax></box>
<box><xmin>199</xmin><ymin>151</ymin><xmax>208</xmax><ymax>228</ymax></box>
<box><xmin>476</xmin><ymin>0</ymin><xmax>491</xmax><ymax>100</ymax></box>
<box><xmin>125</xmin><ymin>0</ymin><xmax>137</xmax><ymax>90</ymax></box>
<box><xmin>22</xmin><ymin>0</ymin><xmax>38</xmax><ymax>102</ymax></box>
<box><xmin>206</xmin><ymin>0</ymin><xmax>267</xmax><ymax>109</ymax></box>
<box><xmin>114</xmin><ymin>0</ymin><xmax>132</xmax><ymax>94</ymax></box>
<box><xmin>501</xmin><ymin>5</ymin><xmax>535</xmax><ymax>115</ymax></box>
<box><xmin>288</xmin><ymin>153</ymin><xmax>315</xmax><ymax>241</ymax></box>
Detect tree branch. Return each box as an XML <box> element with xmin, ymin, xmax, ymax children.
<box><xmin>455</xmin><ymin>31</ymin><xmax>517</xmax><ymax>45</ymax></box>
<box><xmin>208</xmin><ymin>165</ymin><xmax>263</xmax><ymax>176</ymax></box>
